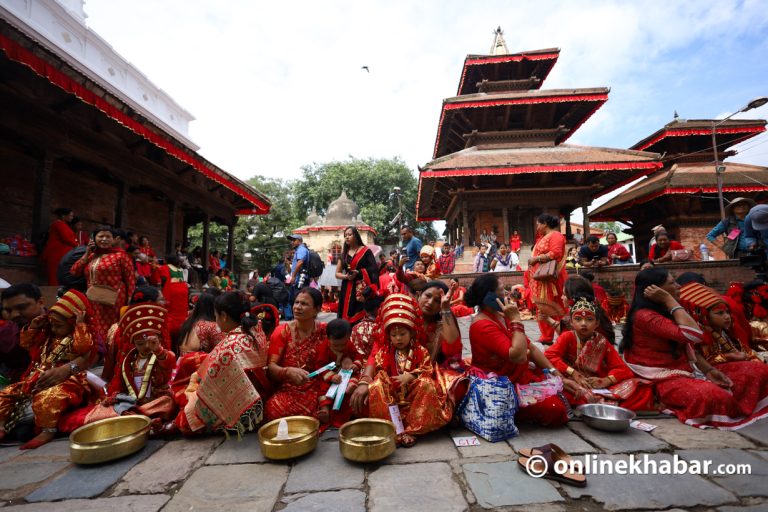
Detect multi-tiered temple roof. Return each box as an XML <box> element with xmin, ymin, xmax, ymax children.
<box><xmin>417</xmin><ymin>28</ymin><xmax>661</xmax><ymax>247</ymax></box>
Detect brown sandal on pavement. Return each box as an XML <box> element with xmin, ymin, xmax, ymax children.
<box><xmin>517</xmin><ymin>444</ymin><xmax>587</xmax><ymax>488</ymax></box>
<box><xmin>517</xmin><ymin>443</ymin><xmax>573</xmax><ymax>462</ymax></box>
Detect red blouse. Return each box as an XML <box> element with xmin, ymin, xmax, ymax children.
<box><xmin>545</xmin><ymin>330</ymin><xmax>633</xmax><ymax>381</ymax></box>
<box><xmin>649</xmin><ymin>241</ymin><xmax>683</xmax><ymax>261</ymax></box>
<box><xmin>607</xmin><ymin>242</ymin><xmax>631</xmax><ymax>262</ymax></box>
<box><xmin>623</xmin><ymin>309</ymin><xmax>703</xmax><ymax>371</ymax></box>
<box><xmin>469</xmin><ymin>315</ymin><xmax>529</xmax><ymax>382</ymax></box>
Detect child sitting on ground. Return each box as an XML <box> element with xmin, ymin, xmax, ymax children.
<box><xmin>545</xmin><ymin>296</ymin><xmax>654</xmax><ymax>411</ymax></box>
<box><xmin>317</xmin><ymin>318</ymin><xmax>363</xmax><ymax>425</ymax></box>
<box><xmin>0</xmin><ymin>290</ymin><xmax>93</xmax><ymax>449</ymax></box>
<box><xmin>359</xmin><ymin>295</ymin><xmax>451</xmax><ymax>447</ymax></box>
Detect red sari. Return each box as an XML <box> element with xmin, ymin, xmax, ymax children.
<box><xmin>545</xmin><ymin>331</ymin><xmax>653</xmax><ymax>411</ymax></box>
<box><xmin>158</xmin><ymin>264</ymin><xmax>190</xmax><ymax>344</ymax></box>
<box><xmin>625</xmin><ymin>309</ymin><xmax>768</xmax><ymax>430</ymax></box>
<box><xmin>176</xmin><ymin>326</ymin><xmax>270</xmax><ymax>434</ymax></box>
<box><xmin>367</xmin><ymin>343</ymin><xmax>452</xmax><ymax>437</ymax></box>
<box><xmin>264</xmin><ymin>321</ymin><xmax>331</xmax><ymax>421</ymax></box>
<box><xmin>509</xmin><ymin>234</ymin><xmax>522</xmax><ymax>253</ymax></box>
<box><xmin>338</xmin><ymin>247</ymin><xmax>379</xmax><ymax>324</ymax></box>
<box><xmin>70</xmin><ymin>249</ymin><xmax>135</xmax><ymax>351</ymax></box>
<box><xmin>527</xmin><ymin>231</ymin><xmax>567</xmax><ymax>342</ymax></box>
<box><xmin>41</xmin><ymin>220</ymin><xmax>77</xmax><ymax>286</ymax></box>
<box><xmin>469</xmin><ymin>315</ymin><xmax>568</xmax><ymax>426</ymax></box>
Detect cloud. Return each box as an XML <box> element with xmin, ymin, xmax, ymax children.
<box><xmin>84</xmin><ymin>0</ymin><xmax>768</xmax><ymax>184</ymax></box>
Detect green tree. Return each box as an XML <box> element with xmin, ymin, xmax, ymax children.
<box><xmin>186</xmin><ymin>176</ymin><xmax>301</xmax><ymax>275</ymax></box>
<box><xmin>294</xmin><ymin>157</ymin><xmax>437</xmax><ymax>244</ymax></box>
<box><xmin>592</xmin><ymin>221</ymin><xmax>623</xmax><ymax>234</ymax></box>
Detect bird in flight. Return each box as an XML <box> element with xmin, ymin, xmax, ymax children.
<box><xmin>361</xmin><ymin>66</ymin><xmax>370</xmax><ymax>73</ymax></box>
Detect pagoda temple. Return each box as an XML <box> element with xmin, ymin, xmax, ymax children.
<box><xmin>590</xmin><ymin>118</ymin><xmax>768</xmax><ymax>260</ymax></box>
<box><xmin>416</xmin><ymin>28</ymin><xmax>662</xmax><ymax>248</ymax></box>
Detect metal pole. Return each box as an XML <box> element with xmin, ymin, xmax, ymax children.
<box><xmin>397</xmin><ymin>192</ymin><xmax>403</xmax><ymax>246</ymax></box>
<box><xmin>712</xmin><ymin>122</ymin><xmax>727</xmax><ymax>222</ymax></box>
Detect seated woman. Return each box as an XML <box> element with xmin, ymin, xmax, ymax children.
<box><xmin>172</xmin><ymin>292</ymin><xmax>274</xmax><ymax>436</ymax></box>
<box><xmin>466</xmin><ymin>274</ymin><xmax>570</xmax><ymax>426</ymax></box>
<box><xmin>621</xmin><ymin>268</ymin><xmax>768</xmax><ymax>429</ymax></box>
<box><xmin>448</xmin><ymin>278</ymin><xmax>474</xmax><ymax>317</ymax></box>
<box><xmin>0</xmin><ymin>290</ymin><xmax>93</xmax><ymax>449</ymax></box>
<box><xmin>264</xmin><ymin>287</ymin><xmax>332</xmax><ymax>421</ymax></box>
<box><xmin>545</xmin><ymin>297</ymin><xmax>654</xmax><ymax>411</ymax></box>
<box><xmin>352</xmin><ymin>294</ymin><xmax>451</xmax><ymax>447</ymax></box>
<box><xmin>605</xmin><ymin>232</ymin><xmax>633</xmax><ymax>264</ymax></box>
<box><xmin>648</xmin><ymin>231</ymin><xmax>684</xmax><ymax>263</ymax></box>
<box><xmin>69</xmin><ymin>304</ymin><xmax>177</xmax><ymax>430</ymax></box>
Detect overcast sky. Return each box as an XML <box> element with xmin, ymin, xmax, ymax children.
<box><xmin>83</xmin><ymin>0</ymin><xmax>768</xmax><ymax>214</ymax></box>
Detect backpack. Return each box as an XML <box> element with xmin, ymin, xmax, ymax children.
<box><xmin>305</xmin><ymin>250</ymin><xmax>324</xmax><ymax>278</ymax></box>
<box><xmin>266</xmin><ymin>276</ymin><xmax>290</xmax><ymax>304</ymax></box>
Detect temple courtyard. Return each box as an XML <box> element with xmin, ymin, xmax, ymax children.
<box><xmin>1</xmin><ymin>317</ymin><xmax>766</xmax><ymax>511</ymax></box>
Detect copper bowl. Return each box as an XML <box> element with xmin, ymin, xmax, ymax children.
<box><xmin>339</xmin><ymin>418</ymin><xmax>396</xmax><ymax>462</ymax></box>
<box><xmin>69</xmin><ymin>415</ymin><xmax>151</xmax><ymax>465</ymax></box>
<box><xmin>258</xmin><ymin>416</ymin><xmax>320</xmax><ymax>460</ymax></box>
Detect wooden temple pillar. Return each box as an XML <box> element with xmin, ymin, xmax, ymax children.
<box><xmin>461</xmin><ymin>200</ymin><xmax>470</xmax><ymax>248</ymax></box>
<box><xmin>581</xmin><ymin>203</ymin><xmax>590</xmax><ymax>237</ymax></box>
<box><xmin>226</xmin><ymin>219</ymin><xmax>238</xmax><ymax>271</ymax></box>
<box><xmin>31</xmin><ymin>152</ymin><xmax>54</xmax><ymax>243</ymax></box>
<box><xmin>564</xmin><ymin>215</ymin><xmax>572</xmax><ymax>240</ymax></box>
<box><xmin>502</xmin><ymin>207</ymin><xmax>510</xmax><ymax>246</ymax></box>
<box><xmin>202</xmin><ymin>215</ymin><xmax>210</xmax><ymax>269</ymax></box>
<box><xmin>165</xmin><ymin>199</ymin><xmax>177</xmax><ymax>256</ymax></box>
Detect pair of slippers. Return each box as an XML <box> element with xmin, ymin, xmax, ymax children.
<box><xmin>516</xmin><ymin>443</ymin><xmax>587</xmax><ymax>487</ymax></box>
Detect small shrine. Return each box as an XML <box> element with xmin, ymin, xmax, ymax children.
<box><xmin>292</xmin><ymin>191</ymin><xmax>376</xmax><ymax>261</ymax></box>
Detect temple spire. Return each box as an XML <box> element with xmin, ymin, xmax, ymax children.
<box><xmin>490</xmin><ymin>26</ymin><xmax>508</xmax><ymax>55</ymax></box>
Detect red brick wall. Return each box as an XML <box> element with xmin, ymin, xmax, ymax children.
<box><xmin>445</xmin><ymin>260</ymin><xmax>756</xmax><ymax>300</ymax></box>
<box><xmin>51</xmin><ymin>164</ymin><xmax>119</xmax><ymax>232</ymax></box>
<box><xmin>678</xmin><ymin>225</ymin><xmax>727</xmax><ymax>261</ymax></box>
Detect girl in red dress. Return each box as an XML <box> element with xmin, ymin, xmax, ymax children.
<box><xmin>622</xmin><ymin>269</ymin><xmax>768</xmax><ymax>429</ymax></box>
<box><xmin>545</xmin><ymin>297</ymin><xmax>653</xmax><ymax>411</ymax></box>
<box><xmin>70</xmin><ymin>227</ymin><xmax>135</xmax><ymax>353</ymax></box>
<box><xmin>41</xmin><ymin>208</ymin><xmax>77</xmax><ymax>286</ymax></box>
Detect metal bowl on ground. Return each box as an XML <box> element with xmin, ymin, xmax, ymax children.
<box><xmin>258</xmin><ymin>416</ymin><xmax>320</xmax><ymax>460</ymax></box>
<box><xmin>339</xmin><ymin>418</ymin><xmax>396</xmax><ymax>463</ymax></box>
<box><xmin>69</xmin><ymin>415</ymin><xmax>151</xmax><ymax>464</ymax></box>
<box><xmin>576</xmin><ymin>404</ymin><xmax>636</xmax><ymax>432</ymax></box>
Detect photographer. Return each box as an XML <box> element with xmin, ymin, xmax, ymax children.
<box><xmin>744</xmin><ymin>204</ymin><xmax>768</xmax><ymax>255</ymax></box>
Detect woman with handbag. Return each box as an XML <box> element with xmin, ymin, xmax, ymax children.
<box><xmin>464</xmin><ymin>273</ymin><xmax>570</xmax><ymax>436</ymax></box>
<box><xmin>70</xmin><ymin>226</ymin><xmax>135</xmax><ymax>355</ymax></box>
<box><xmin>527</xmin><ymin>214</ymin><xmax>568</xmax><ymax>344</ymax></box>
<box><xmin>706</xmin><ymin>197</ymin><xmax>754</xmax><ymax>258</ymax></box>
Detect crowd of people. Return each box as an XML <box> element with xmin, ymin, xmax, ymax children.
<box><xmin>2</xmin><ymin>213</ymin><xmax>767</xmax><ymax>452</ymax></box>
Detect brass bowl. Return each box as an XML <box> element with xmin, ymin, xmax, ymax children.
<box><xmin>69</xmin><ymin>415</ymin><xmax>151</xmax><ymax>465</ymax></box>
<box><xmin>339</xmin><ymin>418</ymin><xmax>396</xmax><ymax>462</ymax></box>
<box><xmin>258</xmin><ymin>416</ymin><xmax>319</xmax><ymax>460</ymax></box>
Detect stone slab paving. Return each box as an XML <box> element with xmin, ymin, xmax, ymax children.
<box><xmin>0</xmin><ymin>445</ymin><xmax>19</xmax><ymax>464</ymax></box>
<box><xmin>568</xmin><ymin>421</ymin><xmax>669</xmax><ymax>454</ymax></box>
<box><xmin>509</xmin><ymin>424</ymin><xmax>598</xmax><ymax>455</ymax></box>
<box><xmin>24</xmin><ymin>440</ymin><xmax>164</xmax><ymax>502</ymax></box>
<box><xmin>205</xmin><ymin>431</ymin><xmax>266</xmax><ymax>465</ymax></box>
<box><xmin>283</xmin><ymin>438</ymin><xmax>365</xmax><ymax>493</ymax></box>
<box><xmin>677</xmin><ymin>448</ymin><xmax>768</xmax><ymax>498</ymax></box>
<box><xmin>563</xmin><ymin>453</ymin><xmax>739</xmax><ymax>510</ymax></box>
<box><xmin>281</xmin><ymin>489</ymin><xmax>367</xmax><ymax>512</ymax></box>
<box><xmin>13</xmin><ymin>439</ymin><xmax>70</xmax><ymax>460</ymax></box>
<box><xmin>0</xmin><ymin>460</ymin><xmax>70</xmax><ymax>496</ymax></box>
<box><xmin>649</xmin><ymin>418</ymin><xmax>756</xmax><ymax>450</ymax></box>
<box><xmin>368</xmin><ymin>462</ymin><xmax>467</xmax><ymax>512</ymax></box>
<box><xmin>1</xmin><ymin>495</ymin><xmax>170</xmax><ymax>511</ymax></box>
<box><xmin>736</xmin><ymin>421</ymin><xmax>768</xmax><ymax>446</ymax></box>
<box><xmin>463</xmin><ymin>460</ymin><xmax>564</xmax><ymax>508</ymax></box>
<box><xmin>387</xmin><ymin>431</ymin><xmax>459</xmax><ymax>464</ymax></box>
<box><xmin>449</xmin><ymin>427</ymin><xmax>515</xmax><ymax>458</ymax></box>
<box><xmin>112</xmin><ymin>437</ymin><xmax>220</xmax><ymax>495</ymax></box>
<box><xmin>164</xmin><ymin>463</ymin><xmax>288</xmax><ymax>512</ymax></box>
<box><xmin>718</xmin><ymin>505</ymin><xmax>768</xmax><ymax>512</ymax></box>
<box><xmin>750</xmin><ymin>449</ymin><xmax>768</xmax><ymax>462</ymax></box>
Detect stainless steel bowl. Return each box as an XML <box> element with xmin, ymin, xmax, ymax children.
<box><xmin>576</xmin><ymin>404</ymin><xmax>635</xmax><ymax>432</ymax></box>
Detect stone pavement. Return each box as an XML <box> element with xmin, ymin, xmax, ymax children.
<box><xmin>1</xmin><ymin>319</ymin><xmax>766</xmax><ymax>511</ymax></box>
